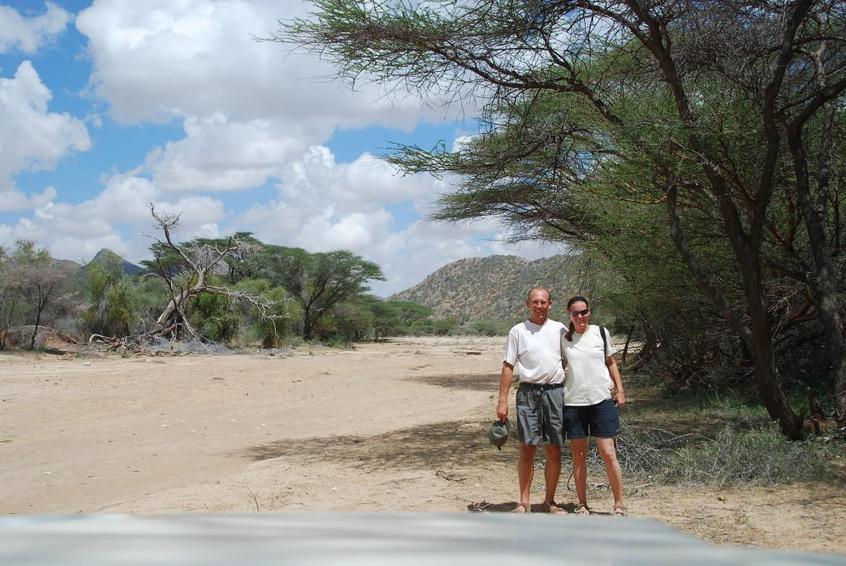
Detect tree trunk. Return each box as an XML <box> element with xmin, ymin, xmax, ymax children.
<box><xmin>787</xmin><ymin>124</ymin><xmax>846</xmax><ymax>422</ymax></box>
<box><xmin>29</xmin><ymin>312</ymin><xmax>40</xmax><ymax>350</ymax></box>
<box><xmin>29</xmin><ymin>296</ymin><xmax>43</xmax><ymax>351</ymax></box>
<box><xmin>621</xmin><ymin>322</ymin><xmax>635</xmax><ymax>366</ymax></box>
<box><xmin>667</xmin><ymin>184</ymin><xmax>804</xmax><ymax>439</ymax></box>
<box><xmin>743</xmin><ymin>277</ymin><xmax>805</xmax><ymax>439</ymax></box>
<box><xmin>302</xmin><ymin>311</ymin><xmax>314</xmax><ymax>341</ymax></box>
<box><xmin>154</xmin><ymin>292</ymin><xmax>191</xmax><ymax>337</ymax></box>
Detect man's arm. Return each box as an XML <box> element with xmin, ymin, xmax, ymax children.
<box><xmin>606</xmin><ymin>356</ymin><xmax>626</xmax><ymax>407</ymax></box>
<box><xmin>497</xmin><ymin>362</ymin><xmax>514</xmax><ymax>421</ymax></box>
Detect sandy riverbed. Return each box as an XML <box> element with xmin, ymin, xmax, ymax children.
<box><xmin>1</xmin><ymin>336</ymin><xmax>843</xmax><ymax>555</ymax></box>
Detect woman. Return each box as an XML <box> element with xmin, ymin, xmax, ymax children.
<box><xmin>561</xmin><ymin>296</ymin><xmax>626</xmax><ymax>516</ymax></box>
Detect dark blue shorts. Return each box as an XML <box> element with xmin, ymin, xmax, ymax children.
<box><xmin>563</xmin><ymin>398</ymin><xmax>620</xmax><ymax>439</ymax></box>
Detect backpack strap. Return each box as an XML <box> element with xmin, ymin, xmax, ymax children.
<box><xmin>600</xmin><ymin>326</ymin><xmax>609</xmax><ymax>359</ymax></box>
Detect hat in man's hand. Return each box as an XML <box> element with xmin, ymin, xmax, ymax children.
<box><xmin>488</xmin><ymin>419</ymin><xmax>511</xmax><ymax>450</ymax></box>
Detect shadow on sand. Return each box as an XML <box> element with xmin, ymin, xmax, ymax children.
<box><xmin>243</xmin><ymin>418</ymin><xmax>508</xmax><ymax>472</ymax></box>
<box><xmin>407</xmin><ymin>372</ymin><xmax>500</xmax><ymax>392</ymax></box>
<box><xmin>465</xmin><ymin>501</ymin><xmax>615</xmax><ymax>514</ymax></box>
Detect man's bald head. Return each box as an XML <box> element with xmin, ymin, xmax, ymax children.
<box><xmin>526</xmin><ymin>287</ymin><xmax>551</xmax><ymax>303</ymax></box>
<box><xmin>525</xmin><ymin>287</ymin><xmax>552</xmax><ymax>325</ymax></box>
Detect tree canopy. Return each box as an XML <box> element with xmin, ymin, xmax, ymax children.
<box><xmin>279</xmin><ymin>0</ymin><xmax>846</xmax><ymax>437</ymax></box>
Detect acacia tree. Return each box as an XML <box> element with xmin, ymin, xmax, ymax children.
<box><xmin>263</xmin><ymin>247</ymin><xmax>384</xmax><ymax>340</ymax></box>
<box><xmin>280</xmin><ymin>0</ymin><xmax>846</xmax><ymax>437</ymax></box>
<box><xmin>0</xmin><ymin>246</ymin><xmax>20</xmax><ymax>350</ymax></box>
<box><xmin>85</xmin><ymin>254</ymin><xmax>137</xmax><ymax>337</ymax></box>
<box><xmin>0</xmin><ymin>241</ymin><xmax>75</xmax><ymax>350</ymax></box>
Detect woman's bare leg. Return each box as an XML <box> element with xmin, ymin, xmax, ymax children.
<box><xmin>596</xmin><ymin>436</ymin><xmax>623</xmax><ymax>508</ymax></box>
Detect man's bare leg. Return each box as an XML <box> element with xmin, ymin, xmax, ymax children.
<box><xmin>516</xmin><ymin>443</ymin><xmax>536</xmax><ymax>511</ymax></box>
<box><xmin>570</xmin><ymin>438</ymin><xmax>589</xmax><ymax>511</ymax></box>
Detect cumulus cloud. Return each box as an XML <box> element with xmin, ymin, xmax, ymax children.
<box><xmin>75</xmin><ymin>0</ymin><xmax>433</xmax><ymax>129</ymax></box>
<box><xmin>0</xmin><ymin>0</ymin><xmax>552</xmax><ymax>295</ymax></box>
<box><xmin>73</xmin><ymin>0</ymin><xmax>454</xmax><ymax>204</ymax></box>
<box><xmin>280</xmin><ymin>147</ymin><xmax>436</xmax><ymax>205</ymax></box>
<box><xmin>0</xmin><ymin>2</ymin><xmax>71</xmax><ymax>54</ymax></box>
<box><xmin>0</xmin><ymin>186</ymin><xmax>57</xmax><ymax>212</ymax></box>
<box><xmin>235</xmin><ymin>145</ymin><xmax>445</xmax><ymax>245</ymax></box>
<box><xmin>147</xmin><ymin>114</ymin><xmax>310</xmax><ymax>192</ymax></box>
<box><xmin>0</xmin><ymin>61</ymin><xmax>90</xmax><ymax>209</ymax></box>
<box><xmin>232</xmin><ymin>146</ymin><xmax>554</xmax><ymax>295</ymax></box>
<box><xmin>0</xmin><ymin>171</ymin><xmax>226</xmax><ymax>264</ymax></box>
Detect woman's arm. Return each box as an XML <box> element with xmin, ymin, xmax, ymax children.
<box><xmin>606</xmin><ymin>356</ymin><xmax>626</xmax><ymax>406</ymax></box>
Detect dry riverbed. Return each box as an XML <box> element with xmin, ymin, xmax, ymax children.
<box><xmin>1</xmin><ymin>337</ymin><xmax>843</xmax><ymax>556</ymax></box>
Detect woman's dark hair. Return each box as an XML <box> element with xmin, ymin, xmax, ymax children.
<box><xmin>565</xmin><ymin>296</ymin><xmax>590</xmax><ymax>341</ymax></box>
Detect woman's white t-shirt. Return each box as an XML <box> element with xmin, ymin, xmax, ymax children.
<box><xmin>561</xmin><ymin>324</ymin><xmax>615</xmax><ymax>406</ymax></box>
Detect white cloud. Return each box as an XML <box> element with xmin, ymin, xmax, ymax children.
<box><xmin>0</xmin><ymin>171</ymin><xmax>226</xmax><ymax>265</ymax></box>
<box><xmin>0</xmin><ymin>186</ymin><xmax>57</xmax><ymax>212</ymax></box>
<box><xmin>235</xmin><ymin>145</ymin><xmax>444</xmax><ymax>248</ymax></box>
<box><xmin>75</xmin><ymin>0</ymin><xmax>432</xmax><ymax>128</ymax></box>
<box><xmin>280</xmin><ymin>146</ymin><xmax>436</xmax><ymax>205</ymax></box>
<box><xmin>73</xmin><ymin>0</ymin><xmax>456</xmax><ymax>208</ymax></box>
<box><xmin>147</xmin><ymin>114</ymin><xmax>309</xmax><ymax>192</ymax></box>
<box><xmin>0</xmin><ymin>2</ymin><xmax>71</xmax><ymax>54</ymax></box>
<box><xmin>0</xmin><ymin>61</ymin><xmax>90</xmax><ymax>207</ymax></box>
<box><xmin>231</xmin><ymin>146</ymin><xmax>554</xmax><ymax>295</ymax></box>
<box><xmin>0</xmin><ymin>1</ymin><xmax>554</xmax><ymax>296</ymax></box>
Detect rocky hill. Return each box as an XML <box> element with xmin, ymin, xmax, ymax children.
<box><xmin>83</xmin><ymin>249</ymin><xmax>144</xmax><ymax>276</ymax></box>
<box><xmin>390</xmin><ymin>255</ymin><xmax>580</xmax><ymax>321</ymax></box>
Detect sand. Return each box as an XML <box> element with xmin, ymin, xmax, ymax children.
<box><xmin>1</xmin><ymin>336</ymin><xmax>843</xmax><ymax>555</ymax></box>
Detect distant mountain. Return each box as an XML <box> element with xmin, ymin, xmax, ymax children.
<box><xmin>52</xmin><ymin>258</ymin><xmax>83</xmax><ymax>273</ymax></box>
<box><xmin>390</xmin><ymin>255</ymin><xmax>580</xmax><ymax>321</ymax></box>
<box><xmin>84</xmin><ymin>249</ymin><xmax>144</xmax><ymax>276</ymax></box>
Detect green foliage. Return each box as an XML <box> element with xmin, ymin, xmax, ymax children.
<box><xmin>0</xmin><ymin>240</ymin><xmax>76</xmax><ymax>349</ymax></box>
<box><xmin>432</xmin><ymin>317</ymin><xmax>458</xmax><ymax>336</ymax></box>
<box><xmin>661</xmin><ymin>425</ymin><xmax>839</xmax><ymax>487</ymax></box>
<box><xmin>567</xmin><ymin>386</ymin><xmax>844</xmax><ymax>487</ymax></box>
<box><xmin>138</xmin><ymin>235</ymin><xmax>390</xmax><ymax>345</ymax></box>
<box><xmin>11</xmin><ymin>239</ymin><xmax>50</xmax><ymax>264</ymax></box>
<box><xmin>609</xmin><ymin>420</ymin><xmax>842</xmax><ymax>487</ymax></box>
<box><xmin>263</xmin><ymin>247</ymin><xmax>385</xmax><ymax>340</ymax></box>
<box><xmin>462</xmin><ymin>319</ymin><xmax>510</xmax><ymax>337</ymax></box>
<box><xmin>1</xmin><ymin>237</ymin><xmax>444</xmax><ymax>349</ymax></box>
<box><xmin>101</xmin><ymin>278</ymin><xmax>137</xmax><ymax>336</ymax></box>
<box><xmin>84</xmin><ymin>256</ymin><xmax>138</xmax><ymax>337</ymax></box>
<box><xmin>331</xmin><ymin>301</ymin><xmax>376</xmax><ymax>341</ymax></box>
<box><xmin>191</xmin><ymin>293</ymin><xmax>240</xmax><ymax>343</ymax></box>
<box><xmin>280</xmin><ymin>0</ymin><xmax>846</xmax><ymax>437</ymax></box>
<box><xmin>233</xmin><ymin>278</ymin><xmax>297</xmax><ymax>347</ymax></box>
<box><xmin>133</xmin><ymin>276</ymin><xmax>169</xmax><ymax>333</ymax></box>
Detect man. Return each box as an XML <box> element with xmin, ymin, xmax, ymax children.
<box><xmin>496</xmin><ymin>287</ymin><xmax>566</xmax><ymax>514</ymax></box>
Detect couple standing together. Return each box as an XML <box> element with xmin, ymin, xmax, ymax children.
<box><xmin>496</xmin><ymin>287</ymin><xmax>626</xmax><ymax>516</ymax></box>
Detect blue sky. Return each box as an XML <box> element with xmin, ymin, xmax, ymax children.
<box><xmin>0</xmin><ymin>0</ymin><xmax>556</xmax><ymax>295</ymax></box>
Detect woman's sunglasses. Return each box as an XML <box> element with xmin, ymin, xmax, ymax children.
<box><xmin>569</xmin><ymin>308</ymin><xmax>590</xmax><ymax>318</ymax></box>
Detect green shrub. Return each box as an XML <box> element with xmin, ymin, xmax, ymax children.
<box><xmin>662</xmin><ymin>425</ymin><xmax>840</xmax><ymax>486</ymax></box>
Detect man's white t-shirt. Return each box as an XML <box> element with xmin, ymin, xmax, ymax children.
<box><xmin>504</xmin><ymin>319</ymin><xmax>566</xmax><ymax>384</ymax></box>
<box><xmin>561</xmin><ymin>325</ymin><xmax>616</xmax><ymax>406</ymax></box>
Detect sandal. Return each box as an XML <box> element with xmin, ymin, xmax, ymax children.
<box><xmin>511</xmin><ymin>502</ymin><xmax>530</xmax><ymax>514</ymax></box>
<box><xmin>541</xmin><ymin>501</ymin><xmax>567</xmax><ymax>515</ymax></box>
<box><xmin>574</xmin><ymin>503</ymin><xmax>590</xmax><ymax>515</ymax></box>
<box><xmin>613</xmin><ymin>505</ymin><xmax>627</xmax><ymax>517</ymax></box>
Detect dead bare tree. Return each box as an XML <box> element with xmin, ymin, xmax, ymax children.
<box><xmin>90</xmin><ymin>205</ymin><xmax>286</xmax><ymax>348</ymax></box>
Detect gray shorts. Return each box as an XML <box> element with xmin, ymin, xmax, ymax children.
<box><xmin>516</xmin><ymin>382</ymin><xmax>565</xmax><ymax>445</ymax></box>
